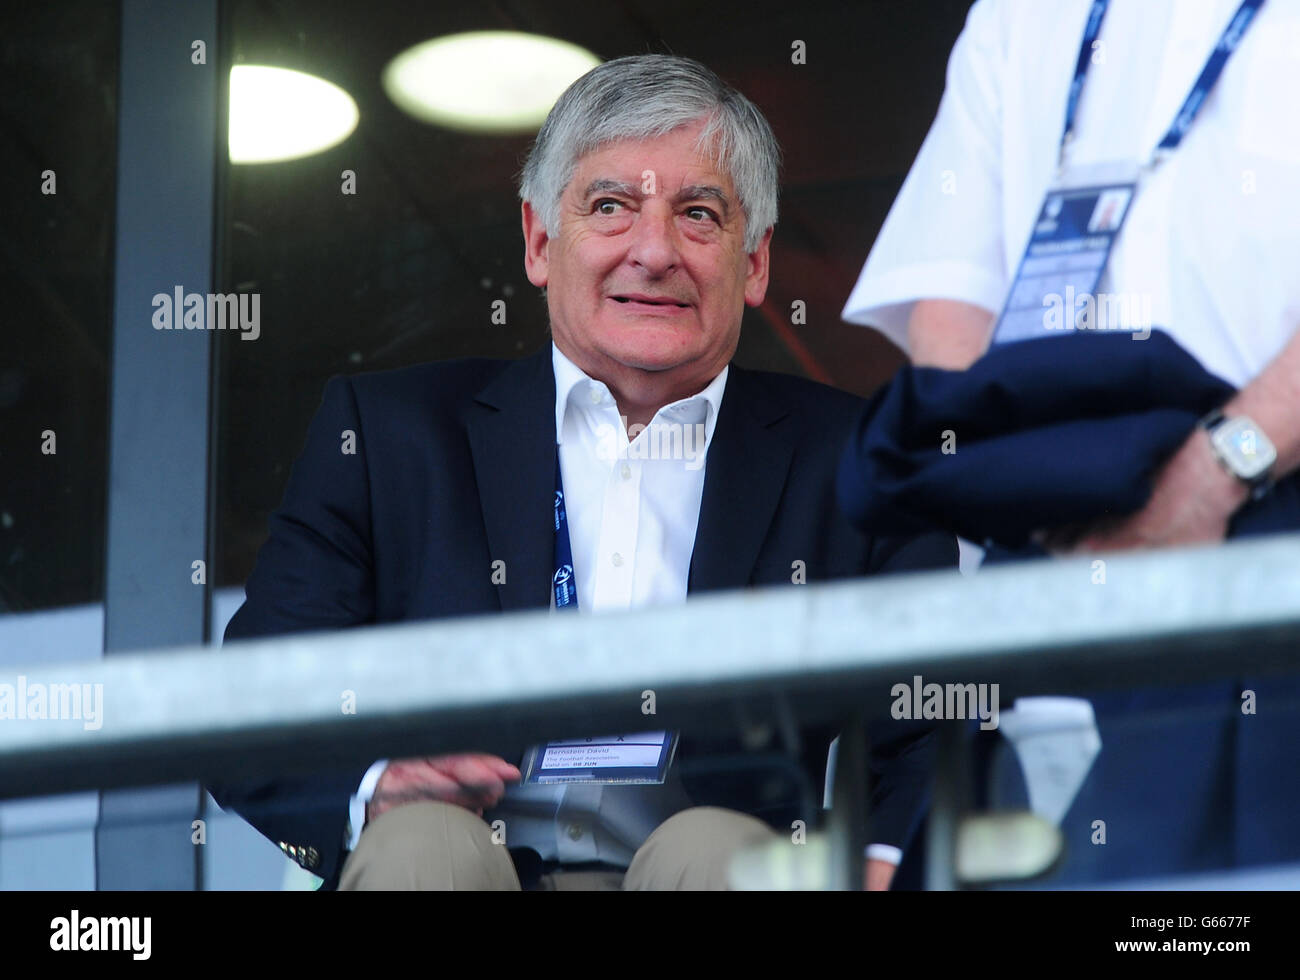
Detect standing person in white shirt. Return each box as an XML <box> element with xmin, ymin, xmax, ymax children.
<box><xmin>845</xmin><ymin>0</ymin><xmax>1300</xmax><ymax>530</ymax></box>
<box><xmin>841</xmin><ymin>0</ymin><xmax>1300</xmax><ymax>881</ymax></box>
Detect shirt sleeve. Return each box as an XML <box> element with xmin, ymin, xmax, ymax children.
<box><xmin>842</xmin><ymin>0</ymin><xmax>1010</xmax><ymax>353</ymax></box>
<box><xmin>346</xmin><ymin>759</ymin><xmax>390</xmax><ymax>851</ymax></box>
<box><xmin>865</xmin><ymin>843</ymin><xmax>904</xmax><ymax>865</ymax></box>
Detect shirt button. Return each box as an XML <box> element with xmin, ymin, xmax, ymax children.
<box><xmin>567</xmin><ymin>823</ymin><xmax>584</xmax><ymax>841</ymax></box>
<box><xmin>620</xmin><ymin>464</ymin><xmax>632</xmax><ymax>480</ymax></box>
<box><xmin>611</xmin><ymin>552</ymin><xmax>624</xmax><ymax>567</ymax></box>
<box><xmin>589</xmin><ymin>389</ymin><xmax>602</xmax><ymax>404</ymax></box>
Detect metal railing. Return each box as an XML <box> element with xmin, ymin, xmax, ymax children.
<box><xmin>2</xmin><ymin>532</ymin><xmax>1299</xmax><ymax>887</ymax></box>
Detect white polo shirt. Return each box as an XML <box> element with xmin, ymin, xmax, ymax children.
<box><xmin>842</xmin><ymin>0</ymin><xmax>1300</xmax><ymax>388</ymax></box>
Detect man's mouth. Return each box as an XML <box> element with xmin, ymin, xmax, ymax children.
<box><xmin>610</xmin><ymin>294</ymin><xmax>690</xmax><ymax>309</ymax></box>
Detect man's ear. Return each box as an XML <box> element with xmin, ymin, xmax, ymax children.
<box><xmin>522</xmin><ymin>200</ymin><xmax>550</xmax><ymax>289</ymax></box>
<box><xmin>743</xmin><ymin>226</ymin><xmax>774</xmax><ymax>307</ymax></box>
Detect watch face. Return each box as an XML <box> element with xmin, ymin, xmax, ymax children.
<box><xmin>1211</xmin><ymin>417</ymin><xmax>1277</xmax><ymax>480</ymax></box>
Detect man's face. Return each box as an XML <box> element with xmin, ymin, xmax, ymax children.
<box><xmin>523</xmin><ymin>119</ymin><xmax>771</xmax><ymax>390</ymax></box>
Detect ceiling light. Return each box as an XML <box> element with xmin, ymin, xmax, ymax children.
<box><xmin>382</xmin><ymin>31</ymin><xmax>600</xmax><ymax>133</ymax></box>
<box><xmin>229</xmin><ymin>65</ymin><xmax>359</xmax><ymax>164</ymax></box>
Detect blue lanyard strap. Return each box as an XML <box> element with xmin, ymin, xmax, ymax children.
<box><xmin>1061</xmin><ymin>0</ymin><xmax>1265</xmax><ymax>165</ymax></box>
<box><xmin>553</xmin><ymin>449</ymin><xmax>578</xmax><ymax>611</ymax></box>
<box><xmin>1061</xmin><ymin>0</ymin><xmax>1111</xmax><ymax>155</ymax></box>
<box><xmin>1157</xmin><ymin>0</ymin><xmax>1265</xmax><ymax>152</ymax></box>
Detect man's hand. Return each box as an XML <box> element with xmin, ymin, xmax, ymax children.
<box><xmin>366</xmin><ymin>754</ymin><xmax>521</xmax><ymax>825</ymax></box>
<box><xmin>1051</xmin><ymin>428</ymin><xmax>1248</xmax><ymax>554</ymax></box>
<box><xmin>864</xmin><ymin>858</ymin><xmax>896</xmax><ymax>891</ymax></box>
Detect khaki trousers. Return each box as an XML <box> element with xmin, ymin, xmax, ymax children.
<box><xmin>338</xmin><ymin>801</ymin><xmax>778</xmax><ymax>891</ymax></box>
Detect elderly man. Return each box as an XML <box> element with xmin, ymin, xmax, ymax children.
<box><xmin>209</xmin><ymin>54</ymin><xmax>956</xmax><ymax>891</ymax></box>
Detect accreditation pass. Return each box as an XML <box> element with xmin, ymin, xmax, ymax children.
<box><xmin>991</xmin><ymin>161</ymin><xmax>1140</xmax><ymax>346</ymax></box>
<box><xmin>520</xmin><ymin>731</ymin><xmax>678</xmax><ymax>785</ymax></box>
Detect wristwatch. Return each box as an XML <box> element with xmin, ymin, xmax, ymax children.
<box><xmin>1200</xmin><ymin>409</ymin><xmax>1277</xmax><ymax>500</ymax></box>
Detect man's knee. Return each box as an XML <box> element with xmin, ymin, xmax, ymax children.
<box><xmin>653</xmin><ymin>806</ymin><xmax>778</xmax><ymax>844</ymax></box>
<box><xmin>624</xmin><ymin>806</ymin><xmax>779</xmax><ymax>890</ymax></box>
<box><xmin>360</xmin><ymin>799</ymin><xmax>491</xmax><ymax>849</ymax></box>
<box><xmin>339</xmin><ymin>801</ymin><xmax>519</xmax><ymax>890</ymax></box>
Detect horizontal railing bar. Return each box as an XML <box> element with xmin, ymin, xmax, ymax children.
<box><xmin>1</xmin><ymin>533</ymin><xmax>1298</xmax><ymax>798</ymax></box>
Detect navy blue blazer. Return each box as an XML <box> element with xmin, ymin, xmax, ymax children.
<box><xmin>208</xmin><ymin>346</ymin><xmax>958</xmax><ymax>887</ymax></box>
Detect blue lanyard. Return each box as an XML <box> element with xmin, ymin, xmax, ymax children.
<box><xmin>1060</xmin><ymin>0</ymin><xmax>1266</xmax><ymax>165</ymax></box>
<box><xmin>1061</xmin><ymin>0</ymin><xmax>1111</xmax><ymax>159</ymax></box>
<box><xmin>553</xmin><ymin>450</ymin><xmax>578</xmax><ymax>611</ymax></box>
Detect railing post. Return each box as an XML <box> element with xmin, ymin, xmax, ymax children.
<box><xmin>826</xmin><ymin>713</ymin><xmax>868</xmax><ymax>891</ymax></box>
<box><xmin>926</xmin><ymin>720</ymin><xmax>970</xmax><ymax>891</ymax></box>
<box><xmin>98</xmin><ymin>0</ymin><xmax>221</xmax><ymax>891</ymax></box>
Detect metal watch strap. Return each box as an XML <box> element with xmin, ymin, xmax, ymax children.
<box><xmin>1199</xmin><ymin>409</ymin><xmax>1273</xmax><ymax>500</ymax></box>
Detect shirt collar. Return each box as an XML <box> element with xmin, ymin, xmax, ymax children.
<box><xmin>551</xmin><ymin>341</ymin><xmax>728</xmax><ymax>453</ymax></box>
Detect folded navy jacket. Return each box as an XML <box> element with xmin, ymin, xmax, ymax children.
<box><xmin>837</xmin><ymin>329</ymin><xmax>1299</xmax><ymax>550</ymax></box>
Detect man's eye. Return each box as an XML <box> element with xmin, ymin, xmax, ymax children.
<box><xmin>685</xmin><ymin>206</ymin><xmax>717</xmax><ymax>223</ymax></box>
<box><xmin>595</xmin><ymin>199</ymin><xmax>623</xmax><ymax>215</ymax></box>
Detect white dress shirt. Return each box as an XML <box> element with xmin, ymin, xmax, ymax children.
<box><xmin>843</xmin><ymin>0</ymin><xmax>1300</xmax><ymax>389</ymax></box>
<box><xmin>347</xmin><ymin>343</ymin><xmax>901</xmax><ymax>869</ymax></box>
<box><xmin>552</xmin><ymin>342</ymin><xmax>724</xmax><ymax>612</ymax></box>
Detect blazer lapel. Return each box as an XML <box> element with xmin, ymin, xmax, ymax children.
<box><xmin>689</xmin><ymin>365</ymin><xmax>795</xmax><ymax>594</ymax></box>
<box><xmin>466</xmin><ymin>345</ymin><xmax>556</xmax><ymax>612</ymax></box>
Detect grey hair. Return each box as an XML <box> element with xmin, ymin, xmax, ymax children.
<box><xmin>520</xmin><ymin>54</ymin><xmax>780</xmax><ymax>253</ymax></box>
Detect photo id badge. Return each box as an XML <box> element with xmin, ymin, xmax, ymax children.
<box><xmin>991</xmin><ymin>161</ymin><xmax>1141</xmax><ymax>346</ymax></box>
<box><xmin>519</xmin><ymin>731</ymin><xmax>678</xmax><ymax>785</ymax></box>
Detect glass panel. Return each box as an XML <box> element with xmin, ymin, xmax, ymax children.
<box><xmin>0</xmin><ymin>1</ymin><xmax>117</xmax><ymax>616</ymax></box>
<box><xmin>0</xmin><ymin>0</ymin><xmax>119</xmax><ymax>891</ymax></box>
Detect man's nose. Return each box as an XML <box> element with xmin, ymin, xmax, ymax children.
<box><xmin>626</xmin><ymin>201</ymin><xmax>681</xmax><ymax>276</ymax></box>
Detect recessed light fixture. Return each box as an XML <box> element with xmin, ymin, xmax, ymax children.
<box><xmin>229</xmin><ymin>65</ymin><xmax>359</xmax><ymax>164</ymax></box>
<box><xmin>382</xmin><ymin>31</ymin><xmax>600</xmax><ymax>133</ymax></box>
